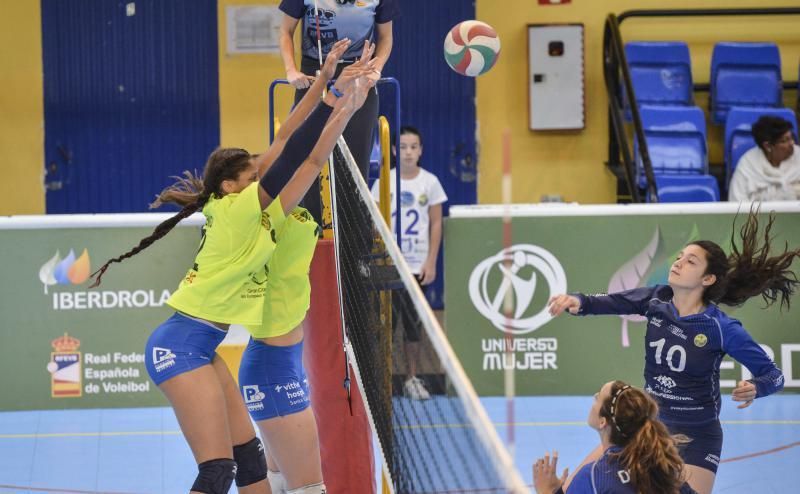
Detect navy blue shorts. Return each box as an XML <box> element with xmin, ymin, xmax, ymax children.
<box><xmin>238</xmin><ymin>338</ymin><xmax>311</xmax><ymax>421</ymax></box>
<box><xmin>145</xmin><ymin>312</ymin><xmax>227</xmax><ymax>386</ymax></box>
<box><xmin>666</xmin><ymin>420</ymin><xmax>723</xmax><ymax>474</ymax></box>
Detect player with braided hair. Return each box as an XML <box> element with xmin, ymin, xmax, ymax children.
<box><xmin>90</xmin><ymin>38</ymin><xmax>375</xmax><ymax>494</ymax></box>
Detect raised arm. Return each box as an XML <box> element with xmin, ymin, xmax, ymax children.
<box><xmin>254</xmin><ymin>39</ymin><xmax>352</xmax><ymax>178</ymax></box>
<box><xmin>549</xmin><ymin>286</ymin><xmax>658</xmax><ymax>317</ymax></box>
<box><xmin>272</xmin><ymin>75</ymin><xmax>374</xmax><ymax>214</ymax></box>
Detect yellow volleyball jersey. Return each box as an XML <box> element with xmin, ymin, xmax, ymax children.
<box><xmin>167</xmin><ymin>182</ymin><xmax>286</xmax><ymax>326</ymax></box>
<box><xmin>246</xmin><ymin>207</ymin><xmax>320</xmax><ymax>338</ymax></box>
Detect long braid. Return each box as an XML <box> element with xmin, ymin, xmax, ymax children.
<box><xmin>89</xmin><ymin>192</ymin><xmax>211</xmax><ymax>288</ymax></box>
<box><xmin>89</xmin><ymin>146</ymin><xmax>254</xmax><ymax>288</ymax></box>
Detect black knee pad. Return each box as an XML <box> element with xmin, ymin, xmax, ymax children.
<box><xmin>191</xmin><ymin>458</ymin><xmax>237</xmax><ymax>494</ymax></box>
<box><xmin>233</xmin><ymin>437</ymin><xmax>268</xmax><ymax>487</ymax></box>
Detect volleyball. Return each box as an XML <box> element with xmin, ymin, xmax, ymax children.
<box><xmin>443</xmin><ymin>20</ymin><xmax>501</xmax><ymax>77</ymax></box>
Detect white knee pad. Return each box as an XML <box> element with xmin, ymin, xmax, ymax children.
<box><xmin>268</xmin><ymin>469</ymin><xmax>287</xmax><ymax>494</ymax></box>
<box><xmin>287</xmin><ymin>482</ymin><xmax>326</xmax><ymax>494</ymax></box>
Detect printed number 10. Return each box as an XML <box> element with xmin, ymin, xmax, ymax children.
<box><xmin>649</xmin><ymin>338</ymin><xmax>687</xmax><ymax>372</ymax></box>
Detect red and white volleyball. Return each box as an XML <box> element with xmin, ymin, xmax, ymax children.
<box><xmin>444</xmin><ymin>20</ymin><xmax>501</xmax><ymax>77</ymax></box>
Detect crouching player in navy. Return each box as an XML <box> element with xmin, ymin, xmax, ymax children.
<box><xmin>547</xmin><ymin>210</ymin><xmax>798</xmax><ymax>494</ymax></box>
<box><xmin>533</xmin><ymin>381</ymin><xmax>697</xmax><ymax>494</ymax></box>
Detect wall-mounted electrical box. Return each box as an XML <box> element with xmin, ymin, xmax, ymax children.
<box><xmin>528</xmin><ymin>24</ymin><xmax>585</xmax><ymax>130</ymax></box>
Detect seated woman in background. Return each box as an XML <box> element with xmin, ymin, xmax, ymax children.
<box><xmin>533</xmin><ymin>381</ymin><xmax>697</xmax><ymax>494</ymax></box>
<box><xmin>728</xmin><ymin>115</ymin><xmax>800</xmax><ymax>202</ymax></box>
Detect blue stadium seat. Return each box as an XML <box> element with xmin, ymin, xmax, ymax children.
<box><xmin>636</xmin><ymin>105</ymin><xmax>708</xmax><ymax>187</ymax></box>
<box><xmin>724</xmin><ymin>107</ymin><xmax>799</xmax><ymax>185</ymax></box>
<box><xmin>624</xmin><ymin>42</ymin><xmax>693</xmax><ymax>116</ymax></box>
<box><xmin>710</xmin><ymin>42</ymin><xmax>782</xmax><ymax>125</ymax></box>
<box><xmin>648</xmin><ymin>174</ymin><xmax>720</xmax><ymax>203</ymax></box>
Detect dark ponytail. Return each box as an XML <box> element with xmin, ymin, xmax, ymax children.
<box><xmin>90</xmin><ymin>148</ymin><xmax>253</xmax><ymax>287</ymax></box>
<box><xmin>693</xmin><ymin>207</ymin><xmax>800</xmax><ymax>309</ymax></box>
<box><xmin>600</xmin><ymin>381</ymin><xmax>686</xmax><ymax>494</ymax></box>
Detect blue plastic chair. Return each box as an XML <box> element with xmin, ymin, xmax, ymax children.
<box><xmin>648</xmin><ymin>174</ymin><xmax>720</xmax><ymax>203</ymax></box>
<box><xmin>624</xmin><ymin>42</ymin><xmax>693</xmax><ymax>117</ymax></box>
<box><xmin>710</xmin><ymin>42</ymin><xmax>782</xmax><ymax>125</ymax></box>
<box><xmin>724</xmin><ymin>107</ymin><xmax>799</xmax><ymax>185</ymax></box>
<box><xmin>636</xmin><ymin>105</ymin><xmax>708</xmax><ymax>188</ymax></box>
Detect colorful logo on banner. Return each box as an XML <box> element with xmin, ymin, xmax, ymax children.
<box><xmin>469</xmin><ymin>244</ymin><xmax>567</xmax><ymax>335</ymax></box>
<box><xmin>38</xmin><ymin>249</ymin><xmax>92</xmax><ymax>294</ymax></box>
<box><xmin>608</xmin><ymin>225</ymin><xmax>701</xmax><ymax>347</ymax></box>
<box><xmin>47</xmin><ymin>333</ymin><xmax>82</xmax><ymax>398</ymax></box>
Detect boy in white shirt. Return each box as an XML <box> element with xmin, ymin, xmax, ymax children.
<box><xmin>371</xmin><ymin>126</ymin><xmax>448</xmax><ymax>399</ymax></box>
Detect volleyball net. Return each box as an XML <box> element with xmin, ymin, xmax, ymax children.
<box><xmin>329</xmin><ymin>138</ymin><xmax>528</xmax><ymax>494</ymax></box>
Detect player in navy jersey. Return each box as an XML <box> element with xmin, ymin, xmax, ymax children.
<box><xmin>533</xmin><ymin>381</ymin><xmax>696</xmax><ymax>494</ymax></box>
<box><xmin>548</xmin><ymin>210</ymin><xmax>799</xmax><ymax>494</ymax></box>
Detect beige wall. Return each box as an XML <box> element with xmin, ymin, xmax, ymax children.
<box><xmin>217</xmin><ymin>0</ymin><xmax>294</xmax><ymax>153</ymax></box>
<box><xmin>476</xmin><ymin>0</ymin><xmax>800</xmax><ymax>204</ymax></box>
<box><xmin>0</xmin><ymin>1</ymin><xmax>44</xmax><ymax>215</ymax></box>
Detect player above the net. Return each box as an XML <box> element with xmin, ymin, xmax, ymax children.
<box><xmin>89</xmin><ymin>39</ymin><xmax>375</xmax><ymax>494</ymax></box>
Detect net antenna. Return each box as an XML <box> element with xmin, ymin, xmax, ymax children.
<box><xmin>331</xmin><ymin>135</ymin><xmax>530</xmax><ymax>493</ymax></box>
<box><xmin>502</xmin><ymin>129</ymin><xmax>516</xmax><ymax>459</ymax></box>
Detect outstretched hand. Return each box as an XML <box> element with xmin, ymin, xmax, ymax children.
<box><xmin>533</xmin><ymin>451</ymin><xmax>568</xmax><ymax>494</ymax></box>
<box><xmin>333</xmin><ymin>40</ymin><xmax>377</xmax><ymax>94</ymax></box>
<box><xmin>548</xmin><ymin>294</ymin><xmax>581</xmax><ymax>316</ymax></box>
<box><xmin>332</xmin><ymin>74</ymin><xmax>375</xmax><ymax>116</ymax></box>
<box><xmin>320</xmin><ymin>38</ymin><xmax>351</xmax><ymax>81</ymax></box>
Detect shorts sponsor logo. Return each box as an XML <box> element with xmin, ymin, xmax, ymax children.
<box><xmin>694</xmin><ymin>334</ymin><xmax>708</xmax><ymax>347</ymax></box>
<box><xmin>243</xmin><ymin>385</ymin><xmax>265</xmax><ymax>412</ymax></box>
<box><xmin>152</xmin><ymin>347</ymin><xmax>176</xmax><ymax>372</ymax></box>
<box><xmin>705</xmin><ymin>454</ymin><xmax>720</xmax><ymax>466</ymax></box>
<box><xmin>47</xmin><ymin>333</ymin><xmax>82</xmax><ymax>398</ymax></box>
<box><xmin>276</xmin><ymin>380</ymin><xmax>308</xmax><ymax>407</ymax></box>
<box><xmin>650</xmin><ymin>317</ymin><xmax>663</xmax><ymax>328</ymax></box>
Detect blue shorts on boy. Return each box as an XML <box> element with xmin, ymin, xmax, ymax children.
<box><xmin>238</xmin><ymin>338</ymin><xmax>311</xmax><ymax>421</ymax></box>
<box><xmin>145</xmin><ymin>312</ymin><xmax>228</xmax><ymax>385</ymax></box>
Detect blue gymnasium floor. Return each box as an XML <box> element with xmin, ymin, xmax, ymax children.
<box><xmin>0</xmin><ymin>396</ymin><xmax>797</xmax><ymax>493</ymax></box>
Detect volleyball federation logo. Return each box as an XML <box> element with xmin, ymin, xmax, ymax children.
<box><xmin>469</xmin><ymin>244</ymin><xmax>567</xmax><ymax>335</ymax></box>
<box><xmin>38</xmin><ymin>249</ymin><xmax>91</xmax><ymax>294</ymax></box>
<box><xmin>47</xmin><ymin>333</ymin><xmax>82</xmax><ymax>398</ymax></box>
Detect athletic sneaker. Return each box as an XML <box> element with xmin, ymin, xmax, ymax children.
<box><xmin>404</xmin><ymin>376</ymin><xmax>431</xmax><ymax>400</ymax></box>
